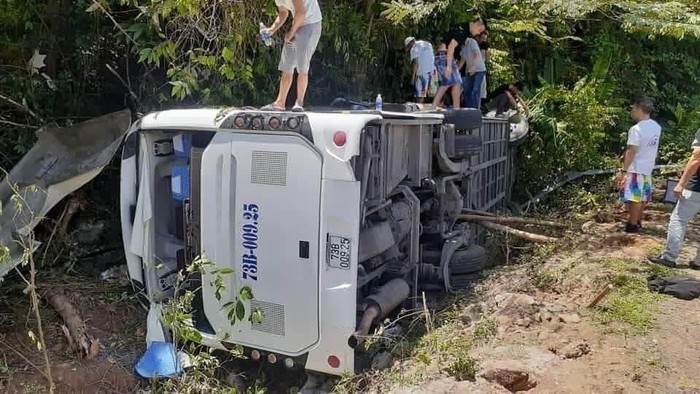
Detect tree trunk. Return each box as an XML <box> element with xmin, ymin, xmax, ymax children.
<box><xmin>458</xmin><ymin>214</ymin><xmax>567</xmax><ymax>228</ymax></box>
<box><xmin>477</xmin><ymin>221</ymin><xmax>559</xmax><ymax>243</ymax></box>
<box><xmin>45</xmin><ymin>290</ymin><xmax>99</xmax><ymax>360</ymax></box>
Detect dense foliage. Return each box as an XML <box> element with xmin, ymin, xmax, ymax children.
<box><xmin>1</xmin><ymin>0</ymin><xmax>700</xmax><ymax>199</ymax></box>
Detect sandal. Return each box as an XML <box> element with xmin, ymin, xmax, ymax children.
<box><xmin>291</xmin><ymin>104</ymin><xmax>304</xmax><ymax>112</ymax></box>
<box><xmin>261</xmin><ymin>103</ymin><xmax>285</xmax><ymax>111</ymax></box>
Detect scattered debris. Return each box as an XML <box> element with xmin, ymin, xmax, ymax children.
<box><xmin>224</xmin><ymin>371</ymin><xmax>247</xmax><ymax>393</ymax></box>
<box><xmin>515</xmin><ymin>318</ymin><xmax>532</xmax><ymax>328</ymax></box>
<box><xmin>539</xmin><ymin>302</ymin><xmax>568</xmax><ymax>314</ymax></box>
<box><xmin>493</xmin><ymin>293</ymin><xmax>539</xmax><ymax>324</ymax></box>
<box><xmin>45</xmin><ymin>290</ymin><xmax>100</xmax><ymax>360</ymax></box>
<box><xmin>588</xmin><ymin>284</ymin><xmax>614</xmax><ymax>308</ymax></box>
<box><xmin>557</xmin><ymin>341</ymin><xmax>591</xmax><ymax>359</ymax></box>
<box><xmin>593</xmin><ymin>211</ymin><xmax>615</xmax><ymax>223</ymax></box>
<box><xmin>535</xmin><ymin>312</ymin><xmax>555</xmax><ymax>323</ymax></box>
<box><xmin>100</xmin><ymin>264</ymin><xmax>130</xmax><ymax>286</ymax></box>
<box><xmin>58</xmin><ymin>194</ymin><xmax>87</xmax><ymax>239</ymax></box>
<box><xmin>478</xmin><ymin>360</ymin><xmax>537</xmax><ymax>392</ymax></box>
<box><xmin>495</xmin><ymin>293</ymin><xmax>535</xmax><ymax>308</ymax></box>
<box><xmin>371</xmin><ymin>352</ymin><xmax>393</xmax><ymax>370</ymax></box>
<box><xmin>458</xmin><ymin>302</ymin><xmax>488</xmax><ymax>326</ymax></box>
<box><xmin>71</xmin><ymin>220</ymin><xmax>107</xmax><ymax>244</ymax></box>
<box><xmin>134</xmin><ymin>341</ymin><xmax>181</xmax><ymax>378</ymax></box>
<box><xmin>558</xmin><ymin>313</ymin><xmax>581</xmax><ymax>324</ymax></box>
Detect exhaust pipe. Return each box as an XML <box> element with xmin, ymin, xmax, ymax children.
<box><xmin>351</xmin><ymin>279</ymin><xmax>410</xmax><ymax>347</ymax></box>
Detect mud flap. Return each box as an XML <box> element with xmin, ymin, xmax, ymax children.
<box><xmin>0</xmin><ymin>109</ymin><xmax>132</xmax><ymax>283</ymax></box>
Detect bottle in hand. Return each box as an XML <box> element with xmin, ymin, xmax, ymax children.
<box><xmin>259</xmin><ymin>22</ymin><xmax>272</xmax><ymax>46</ymax></box>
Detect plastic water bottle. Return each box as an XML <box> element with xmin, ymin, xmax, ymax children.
<box><xmin>375</xmin><ymin>94</ymin><xmax>383</xmax><ymax>111</ymax></box>
<box><xmin>259</xmin><ymin>22</ymin><xmax>272</xmax><ymax>46</ymax></box>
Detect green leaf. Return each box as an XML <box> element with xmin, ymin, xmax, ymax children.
<box><xmin>250</xmin><ymin>308</ymin><xmax>264</xmax><ymax>325</ymax></box>
<box><xmin>239</xmin><ymin>286</ymin><xmax>254</xmax><ymax>301</ymax></box>
<box><xmin>227</xmin><ymin>307</ymin><xmax>236</xmax><ymax>323</ymax></box>
<box><xmin>222</xmin><ymin>301</ymin><xmax>235</xmax><ymax>308</ymax></box>
<box><xmin>217</xmin><ymin>268</ymin><xmax>234</xmax><ymax>275</ymax></box>
<box><xmin>235</xmin><ymin>300</ymin><xmax>245</xmax><ymax>321</ymax></box>
<box><xmin>182</xmin><ymin>329</ymin><xmax>202</xmax><ymax>343</ymax></box>
<box><xmin>138</xmin><ymin>48</ymin><xmax>152</xmax><ymax>64</ymax></box>
<box><xmin>86</xmin><ymin>2</ymin><xmax>101</xmax><ymax>13</ymax></box>
<box><xmin>222</xmin><ymin>47</ymin><xmax>234</xmax><ymax>62</ymax></box>
<box><xmin>416</xmin><ymin>352</ymin><xmax>431</xmax><ymax>365</ymax></box>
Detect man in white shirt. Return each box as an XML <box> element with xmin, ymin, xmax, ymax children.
<box><xmin>615</xmin><ymin>99</ymin><xmax>662</xmax><ymax>233</ymax></box>
<box><xmin>459</xmin><ymin>35</ymin><xmax>486</xmax><ymax>109</ymax></box>
<box><xmin>261</xmin><ymin>0</ymin><xmax>322</xmax><ymax>112</ymax></box>
<box><xmin>404</xmin><ymin>37</ymin><xmax>437</xmax><ymax>103</ymax></box>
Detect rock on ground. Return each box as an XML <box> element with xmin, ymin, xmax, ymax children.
<box><xmin>477</xmin><ymin>360</ymin><xmax>537</xmax><ymax>392</ymax></box>
<box><xmin>557</xmin><ymin>341</ymin><xmax>591</xmax><ymax>359</ymax></box>
<box><xmin>558</xmin><ymin>313</ymin><xmax>581</xmax><ymax>324</ymax></box>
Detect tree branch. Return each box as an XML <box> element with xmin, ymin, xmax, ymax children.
<box><xmin>478</xmin><ymin>221</ymin><xmax>559</xmax><ymax>243</ymax></box>
<box><xmin>0</xmin><ymin>119</ymin><xmax>35</xmax><ymax>128</ymax></box>
<box><xmin>458</xmin><ymin>214</ymin><xmax>567</xmax><ymax>228</ymax></box>
<box><xmin>0</xmin><ymin>93</ymin><xmax>41</xmax><ymax>121</ymax></box>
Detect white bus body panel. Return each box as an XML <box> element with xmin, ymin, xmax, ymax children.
<box><xmin>200</xmin><ymin>132</ymin><xmax>322</xmax><ymax>355</ymax></box>
<box><xmin>304</xmin><ymin>178</ymin><xmax>360</xmax><ymax>375</ymax></box>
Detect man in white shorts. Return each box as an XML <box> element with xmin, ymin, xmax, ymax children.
<box><xmin>261</xmin><ymin>0</ymin><xmax>322</xmax><ymax>112</ymax></box>
<box><xmin>404</xmin><ymin>37</ymin><xmax>438</xmax><ymax>103</ymax></box>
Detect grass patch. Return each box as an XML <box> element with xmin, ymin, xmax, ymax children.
<box><xmin>332</xmin><ymin>311</ymin><xmax>483</xmax><ymax>392</ymax></box>
<box><xmin>592</xmin><ymin>257</ymin><xmax>677</xmax><ymax>333</ymax></box>
<box><xmin>534</xmin><ymin>265</ymin><xmax>569</xmax><ymax>291</ymax></box>
<box><xmin>640</xmin><ymin>241</ymin><xmax>664</xmax><ymax>257</ymax></box>
<box><xmin>527</xmin><ymin>244</ymin><xmax>558</xmax><ymax>266</ymax></box>
<box><xmin>472</xmin><ymin>314</ymin><xmax>497</xmax><ymax>342</ymax></box>
<box><xmin>532</xmin><ymin>255</ymin><xmax>581</xmax><ymax>292</ymax></box>
<box><xmin>445</xmin><ymin>352</ymin><xmax>479</xmax><ymax>381</ymax></box>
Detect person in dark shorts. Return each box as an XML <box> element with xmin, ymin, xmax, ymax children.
<box><xmin>649</xmin><ymin>127</ymin><xmax>700</xmax><ymax>269</ymax></box>
<box><xmin>485</xmin><ymin>81</ymin><xmax>528</xmax><ymax>116</ymax></box>
<box><xmin>261</xmin><ymin>0</ymin><xmax>322</xmax><ymax>112</ymax></box>
<box><xmin>432</xmin><ymin>17</ymin><xmax>485</xmax><ymax>109</ymax></box>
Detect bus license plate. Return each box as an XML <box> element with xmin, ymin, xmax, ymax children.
<box><xmin>327</xmin><ymin>235</ymin><xmax>351</xmax><ymax>270</ymax></box>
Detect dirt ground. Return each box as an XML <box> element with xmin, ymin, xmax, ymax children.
<box><xmin>0</xmin><ymin>274</ymin><xmax>146</xmax><ymax>394</ymax></box>
<box><xmin>383</xmin><ymin>202</ymin><xmax>700</xmax><ymax>394</ymax></box>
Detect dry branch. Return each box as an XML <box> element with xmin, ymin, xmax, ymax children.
<box><xmin>0</xmin><ymin>119</ymin><xmax>35</xmax><ymax>128</ymax></box>
<box><xmin>459</xmin><ymin>214</ymin><xmax>567</xmax><ymax>228</ymax></box>
<box><xmin>460</xmin><ymin>209</ymin><xmax>496</xmax><ymax>217</ymax></box>
<box><xmin>45</xmin><ymin>290</ymin><xmax>99</xmax><ymax>360</ymax></box>
<box><xmin>477</xmin><ymin>221</ymin><xmax>559</xmax><ymax>243</ymax></box>
<box><xmin>58</xmin><ymin>195</ymin><xmax>86</xmax><ymax>239</ymax></box>
<box><xmin>588</xmin><ymin>284</ymin><xmax>614</xmax><ymax>308</ymax></box>
<box><xmin>0</xmin><ymin>92</ymin><xmax>42</xmax><ymax>121</ymax></box>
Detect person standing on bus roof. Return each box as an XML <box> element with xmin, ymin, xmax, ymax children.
<box><xmin>261</xmin><ymin>0</ymin><xmax>322</xmax><ymax>112</ymax></box>
<box><xmin>432</xmin><ymin>16</ymin><xmax>486</xmax><ymax>109</ymax></box>
<box><xmin>404</xmin><ymin>37</ymin><xmax>438</xmax><ymax>104</ymax></box>
<box><xmin>459</xmin><ymin>32</ymin><xmax>486</xmax><ymax>109</ymax></box>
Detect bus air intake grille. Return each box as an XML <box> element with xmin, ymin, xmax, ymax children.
<box><xmin>250</xmin><ymin>300</ymin><xmax>285</xmax><ymax>336</ymax></box>
<box><xmin>251</xmin><ymin>151</ymin><xmax>288</xmax><ymax>186</ymax></box>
